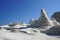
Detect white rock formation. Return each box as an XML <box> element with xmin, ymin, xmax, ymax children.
<box><xmin>37</xmin><ymin>8</ymin><xmax>52</xmax><ymax>26</ymax></box>
<box><xmin>40</xmin><ymin>11</ymin><xmax>60</xmax><ymax>35</ymax></box>
<box><xmin>30</xmin><ymin>8</ymin><xmax>52</xmax><ymax>29</ymax></box>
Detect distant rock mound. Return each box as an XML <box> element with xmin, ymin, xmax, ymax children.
<box><xmin>51</xmin><ymin>12</ymin><xmax>60</xmax><ymax>23</ymax></box>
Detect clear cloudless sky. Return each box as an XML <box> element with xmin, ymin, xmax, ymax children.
<box><xmin>0</xmin><ymin>0</ymin><xmax>60</xmax><ymax>25</ymax></box>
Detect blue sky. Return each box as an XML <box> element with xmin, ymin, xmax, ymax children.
<box><xmin>0</xmin><ymin>0</ymin><xmax>60</xmax><ymax>25</ymax></box>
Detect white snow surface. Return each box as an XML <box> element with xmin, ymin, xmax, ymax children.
<box><xmin>0</xmin><ymin>28</ymin><xmax>60</xmax><ymax>40</ymax></box>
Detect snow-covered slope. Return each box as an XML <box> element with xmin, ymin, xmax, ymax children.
<box><xmin>0</xmin><ymin>28</ymin><xmax>60</xmax><ymax>40</ymax></box>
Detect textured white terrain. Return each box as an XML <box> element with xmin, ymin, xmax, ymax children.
<box><xmin>0</xmin><ymin>28</ymin><xmax>60</xmax><ymax>40</ymax></box>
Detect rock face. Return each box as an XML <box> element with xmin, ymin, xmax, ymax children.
<box><xmin>51</xmin><ymin>12</ymin><xmax>60</xmax><ymax>23</ymax></box>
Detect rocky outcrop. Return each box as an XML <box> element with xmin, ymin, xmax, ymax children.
<box><xmin>37</xmin><ymin>8</ymin><xmax>52</xmax><ymax>26</ymax></box>
<box><xmin>29</xmin><ymin>9</ymin><xmax>60</xmax><ymax>35</ymax></box>
<box><xmin>51</xmin><ymin>12</ymin><xmax>60</xmax><ymax>23</ymax></box>
<box><xmin>40</xmin><ymin>11</ymin><xmax>60</xmax><ymax>35</ymax></box>
<box><xmin>30</xmin><ymin>8</ymin><xmax>52</xmax><ymax>29</ymax></box>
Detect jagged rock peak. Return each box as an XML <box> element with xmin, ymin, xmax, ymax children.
<box><xmin>38</xmin><ymin>8</ymin><xmax>52</xmax><ymax>26</ymax></box>
<box><xmin>41</xmin><ymin>8</ymin><xmax>47</xmax><ymax>17</ymax></box>
<box><xmin>30</xmin><ymin>8</ymin><xmax>53</xmax><ymax>28</ymax></box>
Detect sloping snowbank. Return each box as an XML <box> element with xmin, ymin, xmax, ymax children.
<box><xmin>0</xmin><ymin>28</ymin><xmax>60</xmax><ymax>40</ymax></box>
